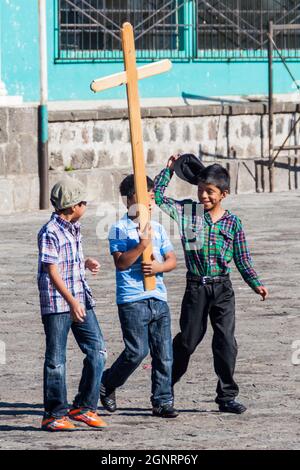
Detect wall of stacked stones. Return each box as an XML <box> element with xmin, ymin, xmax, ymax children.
<box><xmin>0</xmin><ymin>107</ymin><xmax>39</xmax><ymax>213</ymax></box>
<box><xmin>0</xmin><ymin>103</ymin><xmax>299</xmax><ymax>213</ymax></box>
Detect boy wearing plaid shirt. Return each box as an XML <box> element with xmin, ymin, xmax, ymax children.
<box><xmin>37</xmin><ymin>177</ymin><xmax>107</xmax><ymax>431</ymax></box>
<box><xmin>154</xmin><ymin>156</ymin><xmax>268</xmax><ymax>414</ymax></box>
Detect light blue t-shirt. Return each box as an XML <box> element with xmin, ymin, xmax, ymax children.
<box><xmin>108</xmin><ymin>214</ymin><xmax>173</xmax><ymax>305</ymax></box>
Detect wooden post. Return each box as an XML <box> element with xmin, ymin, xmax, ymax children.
<box><xmin>90</xmin><ymin>23</ymin><xmax>172</xmax><ymax>291</ymax></box>
<box><xmin>121</xmin><ymin>23</ymin><xmax>155</xmax><ymax>290</ymax></box>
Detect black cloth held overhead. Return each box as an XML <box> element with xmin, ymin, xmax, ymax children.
<box><xmin>173</xmin><ymin>153</ymin><xmax>205</xmax><ymax>185</ymax></box>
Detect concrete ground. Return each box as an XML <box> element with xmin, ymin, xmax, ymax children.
<box><xmin>0</xmin><ymin>191</ymin><xmax>299</xmax><ymax>450</ymax></box>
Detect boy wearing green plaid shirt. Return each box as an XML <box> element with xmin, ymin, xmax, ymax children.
<box><xmin>154</xmin><ymin>155</ymin><xmax>269</xmax><ymax>414</ymax></box>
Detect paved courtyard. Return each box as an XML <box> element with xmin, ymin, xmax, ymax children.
<box><xmin>0</xmin><ymin>191</ymin><xmax>299</xmax><ymax>450</ymax></box>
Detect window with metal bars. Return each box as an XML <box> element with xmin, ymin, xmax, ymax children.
<box><xmin>55</xmin><ymin>0</ymin><xmax>300</xmax><ymax>62</ymax></box>
<box><xmin>55</xmin><ymin>0</ymin><xmax>189</xmax><ymax>62</ymax></box>
<box><xmin>197</xmin><ymin>0</ymin><xmax>300</xmax><ymax>59</ymax></box>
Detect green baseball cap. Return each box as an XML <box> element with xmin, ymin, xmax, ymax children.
<box><xmin>50</xmin><ymin>176</ymin><xmax>89</xmax><ymax>210</ymax></box>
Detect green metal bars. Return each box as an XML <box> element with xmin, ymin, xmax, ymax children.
<box><xmin>55</xmin><ymin>0</ymin><xmax>192</xmax><ymax>62</ymax></box>
<box><xmin>54</xmin><ymin>0</ymin><xmax>300</xmax><ymax>63</ymax></box>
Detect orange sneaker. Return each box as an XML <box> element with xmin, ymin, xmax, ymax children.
<box><xmin>41</xmin><ymin>416</ymin><xmax>77</xmax><ymax>432</ymax></box>
<box><xmin>68</xmin><ymin>408</ymin><xmax>107</xmax><ymax>428</ymax></box>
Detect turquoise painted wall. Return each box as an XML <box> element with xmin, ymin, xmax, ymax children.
<box><xmin>2</xmin><ymin>0</ymin><xmax>300</xmax><ymax>102</ymax></box>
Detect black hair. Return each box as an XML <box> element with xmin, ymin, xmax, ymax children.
<box><xmin>51</xmin><ymin>201</ymin><xmax>86</xmax><ymax>213</ymax></box>
<box><xmin>119</xmin><ymin>174</ymin><xmax>154</xmax><ymax>198</ymax></box>
<box><xmin>198</xmin><ymin>164</ymin><xmax>230</xmax><ymax>192</ymax></box>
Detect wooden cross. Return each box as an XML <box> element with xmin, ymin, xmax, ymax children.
<box><xmin>90</xmin><ymin>22</ymin><xmax>172</xmax><ymax>291</ymax></box>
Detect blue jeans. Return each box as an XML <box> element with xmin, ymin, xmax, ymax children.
<box><xmin>42</xmin><ymin>308</ymin><xmax>106</xmax><ymax>418</ymax></box>
<box><xmin>102</xmin><ymin>298</ymin><xmax>173</xmax><ymax>406</ymax></box>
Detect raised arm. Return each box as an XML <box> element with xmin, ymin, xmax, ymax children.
<box><xmin>153</xmin><ymin>155</ymin><xmax>183</xmax><ymax>224</ymax></box>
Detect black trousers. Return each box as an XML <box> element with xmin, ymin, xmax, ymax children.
<box><xmin>172</xmin><ymin>276</ymin><xmax>239</xmax><ymax>403</ymax></box>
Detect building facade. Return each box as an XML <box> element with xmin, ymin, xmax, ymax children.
<box><xmin>2</xmin><ymin>0</ymin><xmax>300</xmax><ymax>102</ymax></box>
<box><xmin>1</xmin><ymin>1</ymin><xmax>300</xmax><ymax>214</ymax></box>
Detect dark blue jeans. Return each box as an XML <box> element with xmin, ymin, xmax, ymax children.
<box><xmin>102</xmin><ymin>298</ymin><xmax>173</xmax><ymax>407</ymax></box>
<box><xmin>42</xmin><ymin>308</ymin><xmax>106</xmax><ymax>418</ymax></box>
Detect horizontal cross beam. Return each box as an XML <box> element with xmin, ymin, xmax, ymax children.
<box><xmin>90</xmin><ymin>59</ymin><xmax>172</xmax><ymax>93</ymax></box>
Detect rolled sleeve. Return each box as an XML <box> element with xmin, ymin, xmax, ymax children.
<box><xmin>154</xmin><ymin>168</ymin><xmax>182</xmax><ymax>224</ymax></box>
<box><xmin>160</xmin><ymin>225</ymin><xmax>174</xmax><ymax>256</ymax></box>
<box><xmin>108</xmin><ymin>226</ymin><xmax>128</xmax><ymax>254</ymax></box>
<box><xmin>39</xmin><ymin>232</ymin><xmax>59</xmax><ymax>264</ymax></box>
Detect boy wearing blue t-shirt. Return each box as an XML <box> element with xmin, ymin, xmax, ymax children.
<box><xmin>100</xmin><ymin>175</ymin><xmax>178</xmax><ymax>418</ymax></box>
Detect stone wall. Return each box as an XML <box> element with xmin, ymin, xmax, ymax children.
<box><xmin>0</xmin><ymin>102</ymin><xmax>300</xmax><ymax>214</ymax></box>
<box><xmin>48</xmin><ymin>102</ymin><xmax>300</xmax><ymax>202</ymax></box>
<box><xmin>0</xmin><ymin>106</ymin><xmax>39</xmax><ymax>213</ymax></box>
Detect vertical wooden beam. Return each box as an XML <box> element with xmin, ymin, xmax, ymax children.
<box><xmin>121</xmin><ymin>22</ymin><xmax>156</xmax><ymax>291</ymax></box>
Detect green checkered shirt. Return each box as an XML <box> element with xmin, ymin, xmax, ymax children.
<box><xmin>154</xmin><ymin>168</ymin><xmax>263</xmax><ymax>290</ymax></box>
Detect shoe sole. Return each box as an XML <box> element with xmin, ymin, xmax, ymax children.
<box><xmin>152</xmin><ymin>413</ymin><xmax>179</xmax><ymax>419</ymax></box>
<box><xmin>69</xmin><ymin>416</ymin><xmax>108</xmax><ymax>428</ymax></box>
<box><xmin>41</xmin><ymin>426</ymin><xmax>77</xmax><ymax>432</ymax></box>
<box><xmin>72</xmin><ymin>423</ymin><xmax>107</xmax><ymax>429</ymax></box>
<box><xmin>219</xmin><ymin>408</ymin><xmax>247</xmax><ymax>414</ymax></box>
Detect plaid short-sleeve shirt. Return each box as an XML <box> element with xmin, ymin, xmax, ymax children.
<box><xmin>37</xmin><ymin>213</ymin><xmax>94</xmax><ymax>315</ymax></box>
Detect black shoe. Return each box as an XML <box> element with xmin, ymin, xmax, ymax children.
<box><xmin>100</xmin><ymin>383</ymin><xmax>117</xmax><ymax>413</ymax></box>
<box><xmin>218</xmin><ymin>400</ymin><xmax>247</xmax><ymax>414</ymax></box>
<box><xmin>152</xmin><ymin>403</ymin><xmax>178</xmax><ymax>418</ymax></box>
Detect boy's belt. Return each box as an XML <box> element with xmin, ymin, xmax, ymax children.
<box><xmin>186</xmin><ymin>273</ymin><xmax>229</xmax><ymax>285</ymax></box>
